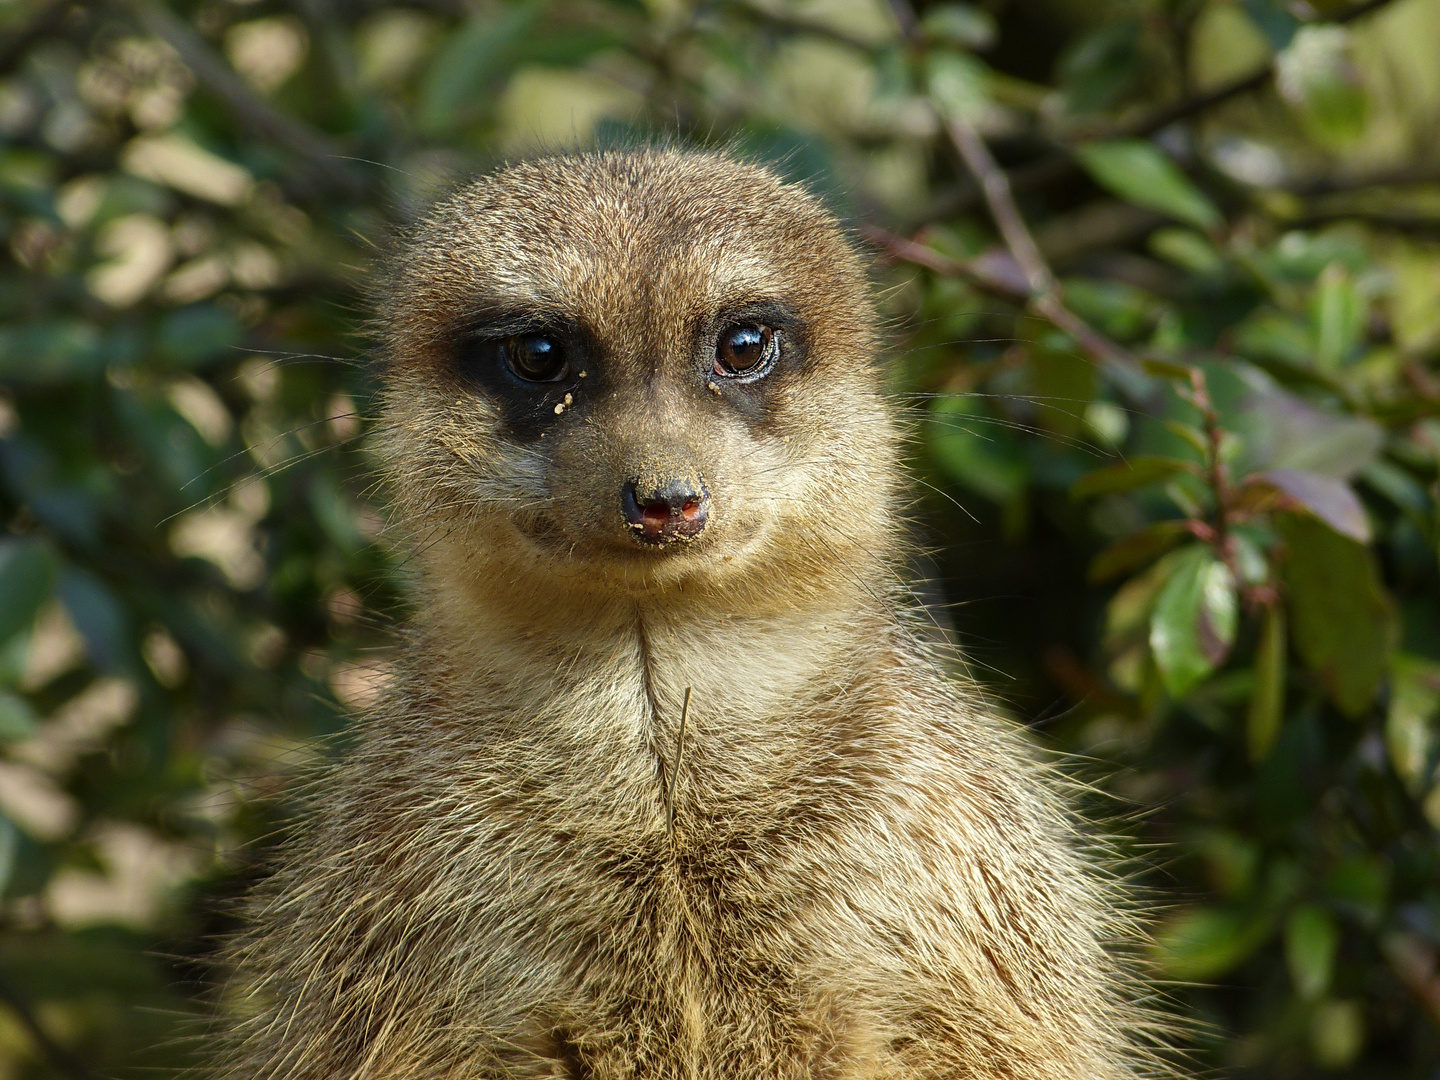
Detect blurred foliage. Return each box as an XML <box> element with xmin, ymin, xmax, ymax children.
<box><xmin>0</xmin><ymin>0</ymin><xmax>1437</xmax><ymax>1075</ymax></box>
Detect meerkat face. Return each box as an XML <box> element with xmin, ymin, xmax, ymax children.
<box><xmin>378</xmin><ymin>151</ymin><xmax>896</xmax><ymax>595</ymax></box>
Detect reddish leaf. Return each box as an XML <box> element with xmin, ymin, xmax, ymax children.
<box><xmin>1252</xmin><ymin>468</ymin><xmax>1371</xmax><ymax>542</ymax></box>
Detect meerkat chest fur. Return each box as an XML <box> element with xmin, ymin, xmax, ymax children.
<box><xmin>226</xmin><ymin>150</ymin><xmax>1172</xmax><ymax>1080</ymax></box>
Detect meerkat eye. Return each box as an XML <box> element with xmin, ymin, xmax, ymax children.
<box><xmin>501</xmin><ymin>334</ymin><xmax>568</xmax><ymax>383</ymax></box>
<box><xmin>714</xmin><ymin>324</ymin><xmax>777</xmax><ymax>378</ymax></box>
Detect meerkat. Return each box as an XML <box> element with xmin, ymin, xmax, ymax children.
<box><xmin>223</xmin><ymin>149</ymin><xmax>1172</xmax><ymax>1080</ymax></box>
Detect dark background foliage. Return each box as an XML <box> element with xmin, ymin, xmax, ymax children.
<box><xmin>0</xmin><ymin>0</ymin><xmax>1437</xmax><ymax>1075</ymax></box>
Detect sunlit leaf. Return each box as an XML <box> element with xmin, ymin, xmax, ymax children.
<box><xmin>1310</xmin><ymin>999</ymin><xmax>1366</xmax><ymax>1069</ymax></box>
<box><xmin>926</xmin><ymin>50</ymin><xmax>990</xmax><ymax>122</ymax></box>
<box><xmin>1150</xmin><ymin>544</ymin><xmax>1238</xmax><ymax>698</ymax></box>
<box><xmin>1279</xmin><ymin>513</ymin><xmax>1398</xmax><ymax>717</ymax></box>
<box><xmin>1154</xmin><ymin>905</ymin><xmax>1270</xmax><ymax>979</ymax></box>
<box><xmin>1276</xmin><ymin>25</ymin><xmax>1368</xmax><ymax>148</ymax></box>
<box><xmin>1285</xmin><ymin>904</ymin><xmax>1338</xmax><ymax>999</ymax></box>
<box><xmin>1311</xmin><ymin>262</ymin><xmax>1365</xmax><ymax>370</ymax></box>
<box><xmin>1385</xmin><ymin>654</ymin><xmax>1440</xmax><ymax>794</ymax></box>
<box><xmin>1075</xmin><ymin>140</ymin><xmax>1221</xmax><ymax>231</ymax></box>
<box><xmin>920</xmin><ymin>4</ymin><xmax>996</xmax><ymax>49</ymax></box>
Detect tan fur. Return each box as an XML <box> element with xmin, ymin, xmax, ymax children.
<box><xmin>224</xmin><ymin>150</ymin><xmax>1173</xmax><ymax>1079</ymax></box>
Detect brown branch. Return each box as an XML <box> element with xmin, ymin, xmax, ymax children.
<box><xmin>1383</xmin><ymin>932</ymin><xmax>1440</xmax><ymax>1030</ymax></box>
<box><xmin>1118</xmin><ymin>0</ymin><xmax>1398</xmax><ymax>140</ymax></box>
<box><xmin>943</xmin><ymin>118</ymin><xmax>1054</xmax><ymax>296</ymax></box>
<box><xmin>862</xmin><ymin>224</ymin><xmax>1149</xmax><ymax>399</ymax></box>
<box><xmin>877</xmin><ymin>0</ymin><xmax>1147</xmax><ymax>399</ymax></box>
<box><xmin>937</xmin><ymin>114</ymin><xmax>1150</xmax><ymax>394</ymax></box>
<box><xmin>121</xmin><ymin>0</ymin><xmax>369</xmax><ymax>200</ymax></box>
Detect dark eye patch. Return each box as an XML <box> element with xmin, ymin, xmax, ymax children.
<box><xmin>452</xmin><ymin>312</ymin><xmax>592</xmax><ymax>438</ymax></box>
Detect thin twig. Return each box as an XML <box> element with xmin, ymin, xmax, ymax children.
<box><xmin>921</xmin><ymin>0</ymin><xmax>1403</xmax><ymax>212</ymax></box>
<box><xmin>943</xmin><ymin>118</ymin><xmax>1055</xmax><ymax>297</ymax></box>
<box><xmin>665</xmin><ymin>686</ymin><xmax>692</xmax><ymax>836</ymax></box>
<box><xmin>861</xmin><ymin>224</ymin><xmax>1147</xmax><ymax>395</ymax></box>
<box><xmin>1113</xmin><ymin>0</ymin><xmax>1398</xmax><ymax>140</ymax></box>
<box><xmin>880</xmin><ymin>0</ymin><xmax>1148</xmax><ymax>395</ymax></box>
<box><xmin>121</xmin><ymin>0</ymin><xmax>368</xmax><ymax>200</ymax></box>
<box><xmin>1382</xmin><ymin>932</ymin><xmax>1440</xmax><ymax>1030</ymax></box>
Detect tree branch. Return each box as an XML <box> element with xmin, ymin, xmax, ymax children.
<box><xmin>918</xmin><ymin>0</ymin><xmax>1404</xmax><ymax>214</ymax></box>
<box><xmin>862</xmin><ymin>224</ymin><xmax>1149</xmax><ymax>398</ymax></box>
<box><xmin>1113</xmin><ymin>0</ymin><xmax>1397</xmax><ymax>140</ymax></box>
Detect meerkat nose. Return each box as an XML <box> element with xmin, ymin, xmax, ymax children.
<box><xmin>621</xmin><ymin>478</ymin><xmax>710</xmax><ymax>545</ymax></box>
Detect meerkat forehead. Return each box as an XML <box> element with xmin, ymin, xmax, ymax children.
<box><xmin>389</xmin><ymin>150</ymin><xmax>872</xmax><ymax>348</ymax></box>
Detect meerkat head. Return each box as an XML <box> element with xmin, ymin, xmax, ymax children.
<box><xmin>376</xmin><ymin>150</ymin><xmax>898</xmax><ymax>601</ymax></box>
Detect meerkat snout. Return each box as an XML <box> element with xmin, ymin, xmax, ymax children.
<box><xmin>621</xmin><ymin>475</ymin><xmax>710</xmax><ymax>544</ymax></box>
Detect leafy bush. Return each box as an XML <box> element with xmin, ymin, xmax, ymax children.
<box><xmin>0</xmin><ymin>0</ymin><xmax>1437</xmax><ymax>1075</ymax></box>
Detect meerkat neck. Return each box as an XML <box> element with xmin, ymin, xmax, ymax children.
<box><xmin>405</xmin><ymin>530</ymin><xmax>897</xmax><ymax>741</ymax></box>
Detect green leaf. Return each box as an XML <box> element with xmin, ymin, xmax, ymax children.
<box><xmin>1070</xmin><ymin>455</ymin><xmax>1192</xmax><ymax>499</ymax></box>
<box><xmin>1150</xmin><ymin>545</ymin><xmax>1238</xmax><ymax>698</ymax></box>
<box><xmin>1311</xmin><ymin>262</ymin><xmax>1365</xmax><ymax>370</ymax></box>
<box><xmin>1276</xmin><ymin>25</ymin><xmax>1368</xmax><ymax>148</ymax></box>
<box><xmin>58</xmin><ymin>569</ymin><xmax>131</xmax><ymax>673</ymax></box>
<box><xmin>419</xmin><ymin>1</ymin><xmax>544</xmax><ymax>133</ymax></box>
<box><xmin>1154</xmin><ymin>905</ymin><xmax>1271</xmax><ymax>979</ymax></box>
<box><xmin>0</xmin><ymin>321</ymin><xmax>106</xmax><ymax>385</ymax></box>
<box><xmin>0</xmin><ymin>540</ymin><xmax>57</xmax><ymax>647</ymax></box>
<box><xmin>1075</xmin><ymin>140</ymin><xmax>1222</xmax><ymax>231</ymax></box>
<box><xmin>1323</xmin><ymin>857</ymin><xmax>1388</xmax><ymax>927</ymax></box>
<box><xmin>1149</xmin><ymin>227</ymin><xmax>1225</xmax><ymax>276</ymax></box>
<box><xmin>920</xmin><ymin>4</ymin><xmax>996</xmax><ymax>49</ymax></box>
<box><xmin>1285</xmin><ymin>904</ymin><xmax>1339</xmax><ymax>999</ymax></box>
<box><xmin>1025</xmin><ymin>340</ymin><xmax>1097</xmax><ymax>436</ymax></box>
<box><xmin>1248</xmin><ymin>605</ymin><xmax>1286</xmax><ymax>762</ymax></box>
<box><xmin>1310</xmin><ymin>999</ymin><xmax>1366</xmax><ymax>1069</ymax></box>
<box><xmin>1234</xmin><ymin>310</ymin><xmax>1315</xmax><ymax>371</ymax></box>
<box><xmin>1088</xmin><ymin>520</ymin><xmax>1191</xmax><ymax>583</ymax></box>
<box><xmin>1240</xmin><ymin>0</ymin><xmax>1299</xmax><ymax>49</ymax></box>
<box><xmin>1279</xmin><ymin>513</ymin><xmax>1398</xmax><ymax>717</ymax></box>
<box><xmin>157</xmin><ymin>306</ymin><xmax>242</xmax><ymax>368</ymax></box>
<box><xmin>1055</xmin><ymin>19</ymin><xmax>1141</xmax><ymax>115</ymax></box>
<box><xmin>1088</xmin><ymin>521</ymin><xmax>1192</xmax><ymax>584</ymax></box>
<box><xmin>0</xmin><ymin>815</ymin><xmax>15</xmax><ymax>896</ymax></box>
<box><xmin>1384</xmin><ymin>654</ymin><xmax>1440</xmax><ymax>794</ymax></box>
<box><xmin>0</xmin><ymin>692</ymin><xmax>37</xmax><ymax>742</ymax></box>
<box><xmin>926</xmin><ymin>50</ymin><xmax>989</xmax><ymax>122</ymax></box>
<box><xmin>927</xmin><ymin>394</ymin><xmax>1028</xmax><ymax>506</ymax></box>
<box><xmin>1196</xmin><ymin>828</ymin><xmax>1261</xmax><ymax>898</ymax></box>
